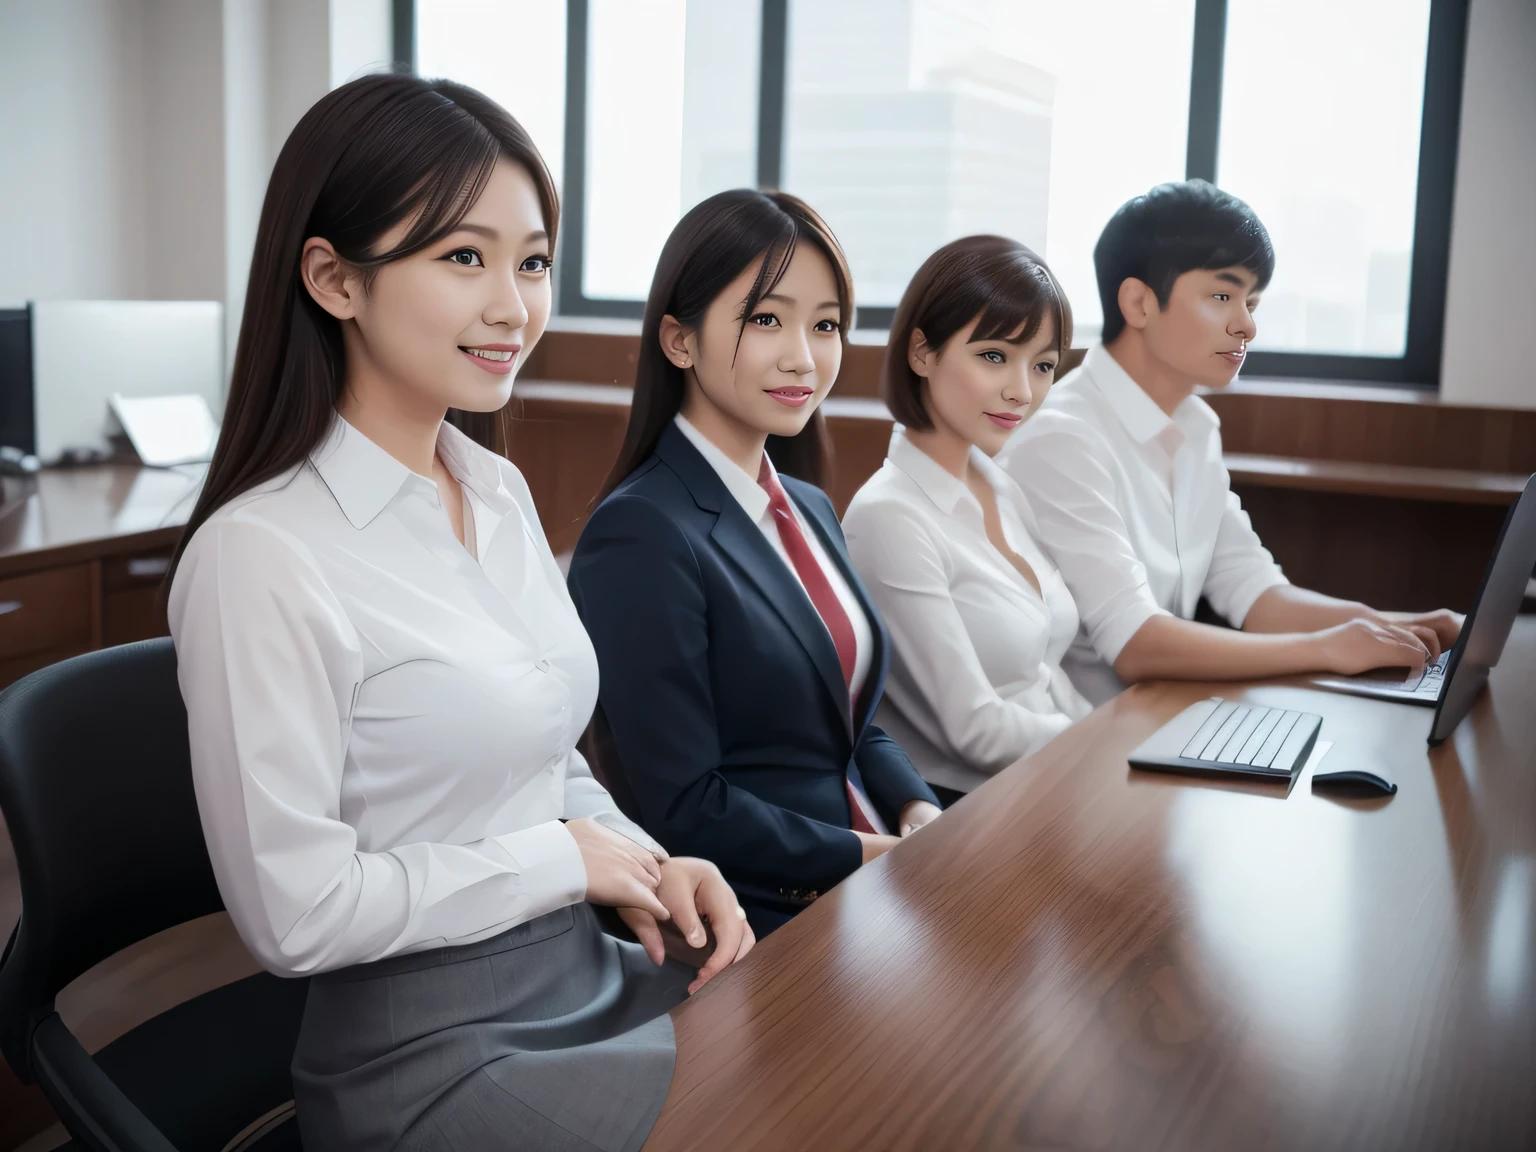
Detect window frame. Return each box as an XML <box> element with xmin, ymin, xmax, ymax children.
<box><xmin>401</xmin><ymin>0</ymin><xmax>1470</xmax><ymax>386</ymax></box>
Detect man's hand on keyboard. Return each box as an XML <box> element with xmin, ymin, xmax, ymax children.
<box><xmin>1373</xmin><ymin>608</ymin><xmax>1464</xmax><ymax>660</ymax></box>
<box><xmin>1320</xmin><ymin>618</ymin><xmax>1431</xmax><ymax>676</ymax></box>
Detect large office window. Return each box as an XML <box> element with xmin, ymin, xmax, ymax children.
<box><xmin>416</xmin><ymin>1</ymin><xmax>567</xmax><ymax>195</ymax></box>
<box><xmin>1217</xmin><ymin>0</ymin><xmax>1433</xmax><ymax>359</ymax></box>
<box><xmin>580</xmin><ymin>0</ymin><xmax>759</xmax><ymax>303</ymax></box>
<box><xmin>404</xmin><ymin>0</ymin><xmax>1468</xmax><ymax>384</ymax></box>
<box><xmin>782</xmin><ymin>0</ymin><xmax>1195</xmax><ymax>331</ymax></box>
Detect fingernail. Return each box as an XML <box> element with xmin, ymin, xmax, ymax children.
<box><xmin>736</xmin><ymin>906</ymin><xmax>747</xmax><ymax>920</ymax></box>
<box><xmin>689</xmin><ymin>927</ymin><xmax>705</xmax><ymax>946</ymax></box>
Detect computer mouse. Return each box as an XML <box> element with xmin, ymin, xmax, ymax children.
<box><xmin>1311</xmin><ymin>767</ymin><xmax>1397</xmax><ymax>796</ymax></box>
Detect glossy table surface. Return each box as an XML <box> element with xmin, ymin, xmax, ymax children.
<box><xmin>0</xmin><ymin>465</ymin><xmax>201</xmax><ymax>577</ymax></box>
<box><xmin>646</xmin><ymin>619</ymin><xmax>1536</xmax><ymax>1152</ymax></box>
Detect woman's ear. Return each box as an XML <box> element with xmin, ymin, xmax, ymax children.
<box><xmin>301</xmin><ymin>238</ymin><xmax>360</xmax><ymax>321</ymax></box>
<box><xmin>658</xmin><ymin>314</ymin><xmax>694</xmax><ymax>370</ymax></box>
<box><xmin>908</xmin><ymin>327</ymin><xmax>936</xmax><ymax>379</ymax></box>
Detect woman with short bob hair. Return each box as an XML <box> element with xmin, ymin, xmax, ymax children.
<box><xmin>843</xmin><ymin>235</ymin><xmax>1091</xmax><ymax>803</ymax></box>
<box><xmin>167</xmin><ymin>73</ymin><xmax>751</xmax><ymax>1151</ymax></box>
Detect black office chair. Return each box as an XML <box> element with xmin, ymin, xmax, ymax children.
<box><xmin>0</xmin><ymin>639</ymin><xmax>308</xmax><ymax>1151</ymax></box>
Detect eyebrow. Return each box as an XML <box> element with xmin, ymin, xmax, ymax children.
<box><xmin>450</xmin><ymin>224</ymin><xmax>549</xmax><ymax>244</ymax></box>
<box><xmin>761</xmin><ymin>292</ymin><xmax>840</xmax><ymax>310</ymax></box>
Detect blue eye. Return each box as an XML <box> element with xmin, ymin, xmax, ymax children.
<box><xmin>980</xmin><ymin>350</ymin><xmax>1005</xmax><ymax>364</ymax></box>
<box><xmin>446</xmin><ymin>249</ymin><xmax>483</xmax><ymax>267</ymax></box>
<box><xmin>1035</xmin><ymin>361</ymin><xmax>1056</xmax><ymax>375</ymax></box>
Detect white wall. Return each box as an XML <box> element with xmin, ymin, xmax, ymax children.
<box><xmin>0</xmin><ymin>0</ymin><xmax>149</xmax><ymax>305</ymax></box>
<box><xmin>1440</xmin><ymin>0</ymin><xmax>1536</xmax><ymax>410</ymax></box>
<box><xmin>0</xmin><ymin>0</ymin><xmax>388</xmax><ymax>373</ymax></box>
<box><xmin>142</xmin><ymin>0</ymin><xmax>229</xmax><ymax>303</ymax></box>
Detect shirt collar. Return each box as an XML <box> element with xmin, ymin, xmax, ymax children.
<box><xmin>1080</xmin><ymin>342</ymin><xmax>1219</xmax><ymax>446</ymax></box>
<box><xmin>673</xmin><ymin>414</ymin><xmax>770</xmax><ymax>522</ymax></box>
<box><xmin>887</xmin><ymin>426</ymin><xmax>1002</xmax><ymax>527</ymax></box>
<box><xmin>309</xmin><ymin>415</ymin><xmax>511</xmax><ymax>530</ymax></box>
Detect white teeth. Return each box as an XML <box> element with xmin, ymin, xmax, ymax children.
<box><xmin>464</xmin><ymin>348</ymin><xmax>514</xmax><ymax>362</ymax></box>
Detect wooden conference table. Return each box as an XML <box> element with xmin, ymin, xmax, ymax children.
<box><xmin>645</xmin><ymin>619</ymin><xmax>1536</xmax><ymax>1152</ymax></box>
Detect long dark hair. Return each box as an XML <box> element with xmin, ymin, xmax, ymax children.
<box><xmin>882</xmin><ymin>235</ymin><xmax>1073</xmax><ymax>430</ymax></box>
<box><xmin>168</xmin><ymin>72</ymin><xmax>558</xmax><ymax>581</ymax></box>
<box><xmin>600</xmin><ymin>189</ymin><xmax>853</xmax><ymax>499</ymax></box>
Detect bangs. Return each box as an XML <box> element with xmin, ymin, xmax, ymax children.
<box><xmin>964</xmin><ymin>251</ymin><xmax>1073</xmax><ymax>353</ymax></box>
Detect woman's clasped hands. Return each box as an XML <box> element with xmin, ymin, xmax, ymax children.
<box><xmin>566</xmin><ymin>817</ymin><xmax>755</xmax><ymax>995</ymax></box>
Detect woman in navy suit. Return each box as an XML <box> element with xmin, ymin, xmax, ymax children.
<box><xmin>569</xmin><ymin>189</ymin><xmax>941</xmax><ymax>937</ymax></box>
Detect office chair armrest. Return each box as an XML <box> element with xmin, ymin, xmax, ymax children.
<box><xmin>29</xmin><ymin>1013</ymin><xmax>178</xmax><ymax>1152</ymax></box>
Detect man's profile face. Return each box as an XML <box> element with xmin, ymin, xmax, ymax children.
<box><xmin>1141</xmin><ymin>266</ymin><xmax>1261</xmax><ymax>389</ymax></box>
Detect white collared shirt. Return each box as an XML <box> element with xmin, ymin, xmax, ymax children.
<box><xmin>673</xmin><ymin>414</ymin><xmax>872</xmax><ymax>704</ymax></box>
<box><xmin>168</xmin><ymin>416</ymin><xmax>663</xmax><ymax>977</ymax></box>
<box><xmin>996</xmin><ymin>342</ymin><xmax>1288</xmax><ymax>705</ymax></box>
<box><xmin>843</xmin><ymin>429</ymin><xmax>1091</xmax><ymax>792</ymax></box>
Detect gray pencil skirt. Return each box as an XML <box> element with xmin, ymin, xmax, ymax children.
<box><xmin>290</xmin><ymin>903</ymin><xmax>693</xmax><ymax>1152</ymax></box>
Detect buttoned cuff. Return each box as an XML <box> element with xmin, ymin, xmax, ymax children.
<box><xmin>589</xmin><ymin>811</ymin><xmax>669</xmax><ymax>861</ymax></box>
<box><xmin>488</xmin><ymin>820</ymin><xmax>590</xmax><ymax>912</ymax></box>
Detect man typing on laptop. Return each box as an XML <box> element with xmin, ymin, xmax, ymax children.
<box><xmin>997</xmin><ymin>181</ymin><xmax>1461</xmax><ymax>706</ymax></box>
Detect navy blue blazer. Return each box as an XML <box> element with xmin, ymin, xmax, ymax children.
<box><xmin>569</xmin><ymin>424</ymin><xmax>937</xmax><ymax>937</ymax></box>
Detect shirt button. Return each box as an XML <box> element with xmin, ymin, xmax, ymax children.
<box><xmin>536</xmin><ymin>658</ymin><xmax>551</xmax><ymax>672</ymax></box>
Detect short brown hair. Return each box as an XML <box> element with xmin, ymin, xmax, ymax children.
<box><xmin>881</xmin><ymin>235</ymin><xmax>1072</xmax><ymax>431</ymax></box>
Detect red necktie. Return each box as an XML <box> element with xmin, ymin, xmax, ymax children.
<box><xmin>757</xmin><ymin>457</ymin><xmax>879</xmax><ymax>835</ymax></box>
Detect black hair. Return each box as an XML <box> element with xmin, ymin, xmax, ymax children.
<box><xmin>1094</xmin><ymin>179</ymin><xmax>1274</xmax><ymax>343</ymax></box>
<box><xmin>601</xmin><ymin>188</ymin><xmax>853</xmax><ymax>498</ymax></box>
<box><xmin>170</xmin><ymin>72</ymin><xmax>558</xmax><ymax>583</ymax></box>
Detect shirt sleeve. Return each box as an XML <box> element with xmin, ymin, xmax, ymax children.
<box><xmin>561</xmin><ymin>747</ymin><xmax>668</xmax><ymax>859</ymax></box>
<box><xmin>843</xmin><ymin>498</ymin><xmax>1076</xmax><ymax>776</ymax></box>
<box><xmin>1002</xmin><ymin>413</ymin><xmax>1171</xmax><ymax>664</ymax></box>
<box><xmin>169</xmin><ymin>517</ymin><xmax>590</xmax><ymax>976</ymax></box>
<box><xmin>1202</xmin><ymin>476</ymin><xmax>1289</xmax><ymax>627</ymax></box>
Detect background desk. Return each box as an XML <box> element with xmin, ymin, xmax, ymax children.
<box><xmin>645</xmin><ymin>619</ymin><xmax>1536</xmax><ymax>1152</ymax></box>
<box><xmin>0</xmin><ymin>465</ymin><xmax>197</xmax><ymax>688</ymax></box>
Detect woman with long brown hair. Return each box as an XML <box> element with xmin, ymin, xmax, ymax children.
<box><xmin>568</xmin><ymin>190</ymin><xmax>941</xmax><ymax>939</ymax></box>
<box><xmin>167</xmin><ymin>74</ymin><xmax>750</xmax><ymax>1151</ymax></box>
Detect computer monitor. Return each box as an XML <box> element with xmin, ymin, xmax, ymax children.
<box><xmin>0</xmin><ymin>307</ymin><xmax>34</xmax><ymax>454</ymax></box>
<box><xmin>30</xmin><ymin>300</ymin><xmax>223</xmax><ymax>463</ymax></box>
<box><xmin>1428</xmin><ymin>472</ymin><xmax>1536</xmax><ymax>745</ymax></box>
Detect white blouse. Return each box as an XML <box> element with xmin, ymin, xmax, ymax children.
<box><xmin>168</xmin><ymin>416</ymin><xmax>663</xmax><ymax>977</ymax></box>
<box><xmin>843</xmin><ymin>429</ymin><xmax>1091</xmax><ymax>793</ymax></box>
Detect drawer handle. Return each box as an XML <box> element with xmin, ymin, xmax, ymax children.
<box><xmin>127</xmin><ymin>557</ymin><xmax>171</xmax><ymax>579</ymax></box>
<box><xmin>0</xmin><ymin>600</ymin><xmax>21</xmax><ymax>616</ymax></box>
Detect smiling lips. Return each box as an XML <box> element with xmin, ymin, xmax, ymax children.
<box><xmin>1219</xmin><ymin>344</ymin><xmax>1247</xmax><ymax>367</ymax></box>
<box><xmin>985</xmin><ymin>411</ymin><xmax>1023</xmax><ymax>430</ymax></box>
<box><xmin>460</xmin><ymin>343</ymin><xmax>521</xmax><ymax>376</ymax></box>
<box><xmin>767</xmin><ymin>386</ymin><xmax>814</xmax><ymax>408</ymax></box>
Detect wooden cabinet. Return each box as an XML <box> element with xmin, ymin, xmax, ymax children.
<box><xmin>0</xmin><ymin>466</ymin><xmax>194</xmax><ymax>691</ymax></box>
<box><xmin>0</xmin><ymin>563</ymin><xmax>96</xmax><ymax>687</ymax></box>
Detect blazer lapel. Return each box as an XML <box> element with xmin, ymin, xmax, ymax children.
<box><xmin>657</xmin><ymin>427</ymin><xmax>853</xmax><ymax>736</ymax></box>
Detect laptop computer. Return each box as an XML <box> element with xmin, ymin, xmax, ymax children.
<box><xmin>1310</xmin><ymin>472</ymin><xmax>1536</xmax><ymax>745</ymax></box>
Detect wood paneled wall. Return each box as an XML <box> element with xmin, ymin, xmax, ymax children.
<box><xmin>510</xmin><ymin>331</ymin><xmax>1534</xmax><ymax>612</ymax></box>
